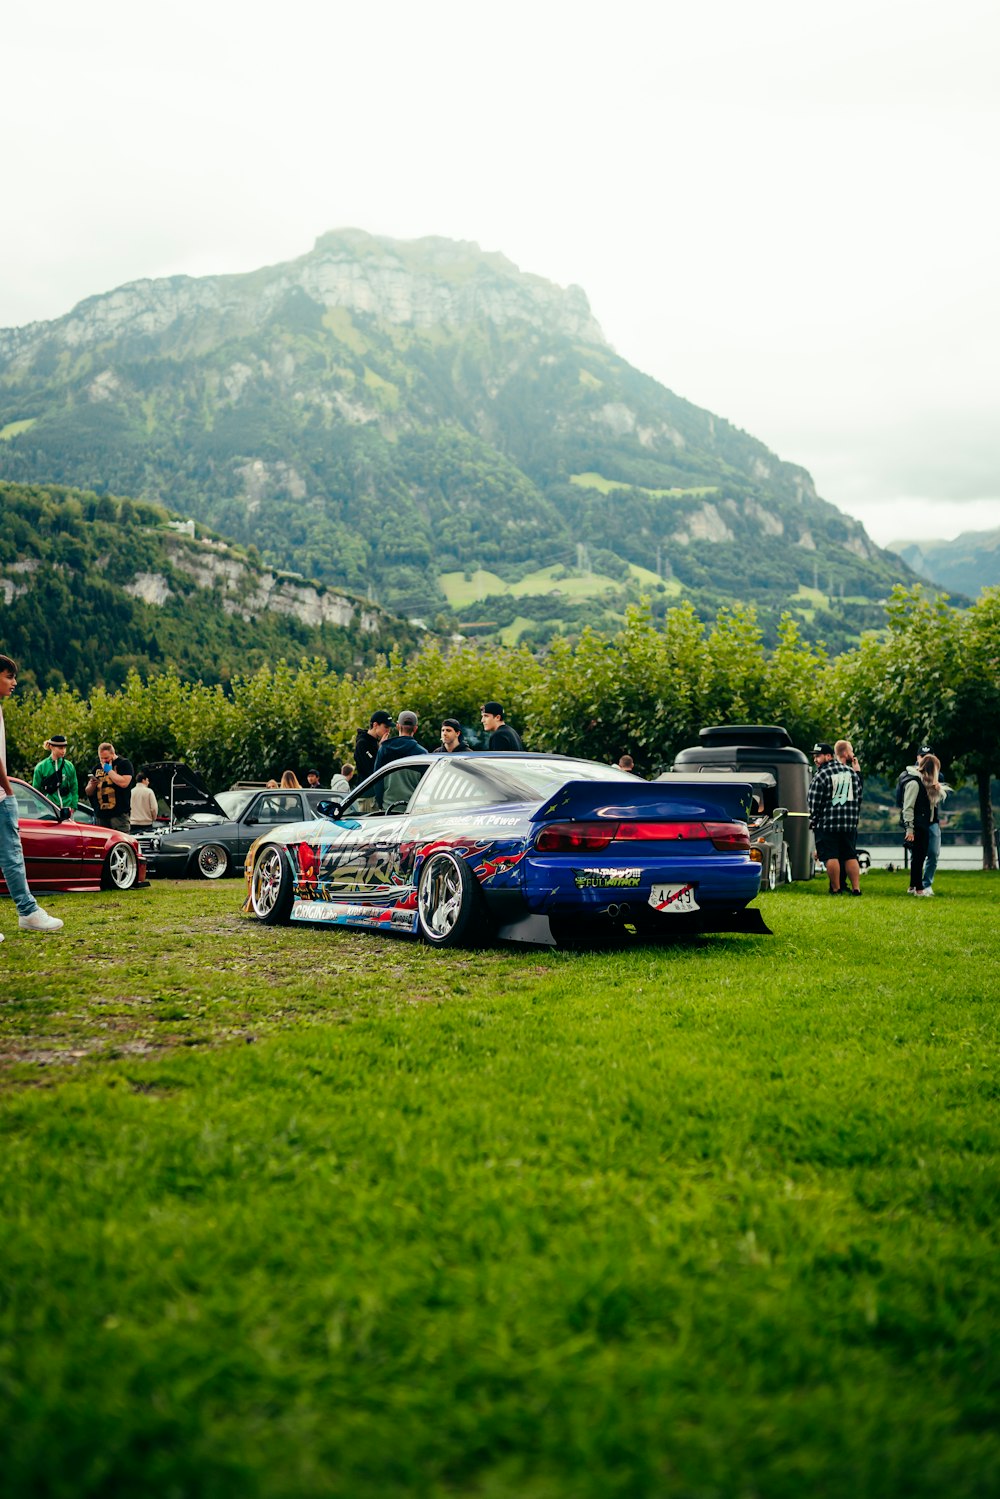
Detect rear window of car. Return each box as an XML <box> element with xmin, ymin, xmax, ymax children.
<box><xmin>411</xmin><ymin>756</ymin><xmax>634</xmax><ymax>811</ymax></box>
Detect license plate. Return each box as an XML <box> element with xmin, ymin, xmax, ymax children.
<box><xmin>649</xmin><ymin>883</ymin><xmax>699</xmax><ymax>913</ymax></box>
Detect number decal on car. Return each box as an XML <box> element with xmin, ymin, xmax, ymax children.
<box><xmin>649</xmin><ymin>883</ymin><xmax>700</xmax><ymax>913</ymax></box>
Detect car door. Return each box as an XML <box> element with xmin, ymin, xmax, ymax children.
<box><xmin>9</xmin><ymin>782</ymin><xmax>85</xmax><ymax>886</ymax></box>
<box><xmin>237</xmin><ymin>792</ymin><xmax>308</xmax><ymax>863</ymax></box>
<box><xmin>320</xmin><ymin>764</ymin><xmax>431</xmax><ymax>900</ymax></box>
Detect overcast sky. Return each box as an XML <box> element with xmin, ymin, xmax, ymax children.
<box><xmin>5</xmin><ymin>1</ymin><xmax>998</xmax><ymax>546</ymax></box>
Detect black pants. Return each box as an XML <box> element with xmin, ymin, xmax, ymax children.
<box><xmin>909</xmin><ymin>826</ymin><xmax>929</xmax><ymax>890</ymax></box>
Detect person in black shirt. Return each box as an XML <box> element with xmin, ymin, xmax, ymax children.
<box><xmin>433</xmin><ymin>718</ymin><xmax>470</xmax><ymax>754</ymax></box>
<box><xmin>372</xmin><ymin>711</ymin><xmax>428</xmax><ymax>810</ymax></box>
<box><xmin>353</xmin><ymin>711</ymin><xmax>393</xmax><ymax>784</ymax></box>
<box><xmin>373</xmin><ymin>711</ymin><xmax>428</xmax><ymax>773</ymax></box>
<box><xmin>86</xmin><ymin>740</ymin><xmax>134</xmax><ymax>832</ymax></box>
<box><xmin>480</xmin><ymin>701</ymin><xmax>524</xmax><ymax>752</ymax></box>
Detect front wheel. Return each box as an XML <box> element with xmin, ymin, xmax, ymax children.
<box><xmin>195</xmin><ymin>842</ymin><xmax>230</xmax><ymax>880</ymax></box>
<box><xmin>766</xmin><ymin>851</ymin><xmax>778</xmax><ymax>891</ymax></box>
<box><xmin>102</xmin><ymin>842</ymin><xmax>139</xmax><ymax>891</ymax></box>
<box><xmin>249</xmin><ymin>844</ymin><xmax>294</xmax><ymax>925</ymax></box>
<box><xmin>417</xmin><ymin>852</ymin><xmax>484</xmax><ymax>947</ymax></box>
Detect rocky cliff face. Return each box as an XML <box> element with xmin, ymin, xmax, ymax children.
<box><xmin>0</xmin><ymin>230</ymin><xmax>911</xmax><ymax>647</ymax></box>
<box><xmin>0</xmin><ymin>230</ymin><xmax>605</xmax><ymax>365</ymax></box>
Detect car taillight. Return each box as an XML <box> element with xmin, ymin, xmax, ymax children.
<box><xmin>703</xmin><ymin>821</ymin><xmax>750</xmax><ymax>851</ymax></box>
<box><xmin>535</xmin><ymin>822</ymin><xmax>617</xmax><ymax>852</ymax></box>
<box><xmin>536</xmin><ymin>819</ymin><xmax>750</xmax><ymax>851</ymax></box>
<box><xmin>615</xmin><ymin>820</ymin><xmax>709</xmax><ymax>841</ymax></box>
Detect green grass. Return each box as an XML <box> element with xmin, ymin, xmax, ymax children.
<box><xmin>0</xmin><ymin>418</ymin><xmax>36</xmax><ymax>442</ymax></box>
<box><xmin>570</xmin><ymin>473</ymin><xmax>719</xmax><ymax>499</ymax></box>
<box><xmin>1</xmin><ymin>873</ymin><xmax>998</xmax><ymax>1497</ymax></box>
<box><xmin>439</xmin><ymin>566</ymin><xmax>624</xmax><ymax>609</ymax></box>
<box><xmin>627</xmin><ymin>562</ymin><xmax>685</xmax><ymax>596</ymax></box>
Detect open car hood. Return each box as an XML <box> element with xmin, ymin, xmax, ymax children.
<box><xmin>143</xmin><ymin>761</ymin><xmax>229</xmax><ymax>826</ymax></box>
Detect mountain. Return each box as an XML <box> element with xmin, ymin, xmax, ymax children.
<box><xmin>890</xmin><ymin>528</ymin><xmax>1000</xmax><ymax>598</ymax></box>
<box><xmin>0</xmin><ymin>229</ymin><xmax>914</xmax><ymax>648</ymax></box>
<box><xmin>0</xmin><ymin>479</ymin><xmax>418</xmax><ymax>694</ymax></box>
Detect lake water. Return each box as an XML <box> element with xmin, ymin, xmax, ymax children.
<box><xmin>859</xmin><ymin>841</ymin><xmax>992</xmax><ymax>871</ymax></box>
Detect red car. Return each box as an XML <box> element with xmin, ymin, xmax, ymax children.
<box><xmin>1</xmin><ymin>778</ymin><xmax>146</xmax><ymax>893</ymax></box>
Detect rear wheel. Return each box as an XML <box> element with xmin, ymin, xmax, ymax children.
<box><xmin>195</xmin><ymin>842</ymin><xmax>230</xmax><ymax>880</ymax></box>
<box><xmin>766</xmin><ymin>851</ymin><xmax>778</xmax><ymax>891</ymax></box>
<box><xmin>782</xmin><ymin>842</ymin><xmax>793</xmax><ymax>883</ymax></box>
<box><xmin>417</xmin><ymin>852</ymin><xmax>484</xmax><ymax>947</ymax></box>
<box><xmin>249</xmin><ymin>844</ymin><xmax>294</xmax><ymax>925</ymax></box>
<box><xmin>102</xmin><ymin>842</ymin><xmax>139</xmax><ymax>891</ymax></box>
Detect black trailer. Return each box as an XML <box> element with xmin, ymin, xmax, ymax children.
<box><xmin>672</xmin><ymin>725</ymin><xmax>814</xmax><ymax>881</ymax></box>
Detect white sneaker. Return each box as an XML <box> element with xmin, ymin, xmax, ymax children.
<box><xmin>0</xmin><ymin>931</ymin><xmax>4</xmax><ymax>942</ymax></box>
<box><xmin>18</xmin><ymin>908</ymin><xmax>64</xmax><ymax>932</ymax></box>
<box><xmin>919</xmin><ymin>889</ymin><xmax>935</xmax><ymax>897</ymax></box>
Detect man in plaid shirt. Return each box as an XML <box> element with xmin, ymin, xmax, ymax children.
<box><xmin>808</xmin><ymin>740</ymin><xmax>863</xmax><ymax>895</ymax></box>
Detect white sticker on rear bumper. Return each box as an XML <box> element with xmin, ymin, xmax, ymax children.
<box><xmin>649</xmin><ymin>883</ymin><xmax>700</xmax><ymax>913</ymax></box>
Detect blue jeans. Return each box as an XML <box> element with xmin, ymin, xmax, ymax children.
<box><xmin>923</xmin><ymin>823</ymin><xmax>941</xmax><ymax>889</ymax></box>
<box><xmin>0</xmin><ymin>796</ymin><xmax>39</xmax><ymax>918</ymax></box>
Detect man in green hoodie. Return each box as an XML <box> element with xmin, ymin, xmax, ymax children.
<box><xmin>32</xmin><ymin>734</ymin><xmax>79</xmax><ymax>812</ymax></box>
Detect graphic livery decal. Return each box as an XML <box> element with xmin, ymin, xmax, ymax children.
<box><xmin>573</xmin><ymin>867</ymin><xmax>642</xmax><ymax>889</ymax></box>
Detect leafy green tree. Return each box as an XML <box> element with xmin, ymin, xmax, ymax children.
<box><xmin>828</xmin><ymin>586</ymin><xmax>998</xmax><ymax>868</ymax></box>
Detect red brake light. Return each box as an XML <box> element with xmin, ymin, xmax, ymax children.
<box><xmin>535</xmin><ymin>822</ymin><xmax>617</xmax><ymax>852</ymax></box>
<box><xmin>536</xmin><ymin>819</ymin><xmax>750</xmax><ymax>853</ymax></box>
<box><xmin>703</xmin><ymin>821</ymin><xmax>750</xmax><ymax>852</ymax></box>
<box><xmin>615</xmin><ymin>821</ymin><xmax>709</xmax><ymax>841</ymax></box>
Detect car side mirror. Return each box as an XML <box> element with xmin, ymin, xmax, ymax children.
<box><xmin>57</xmin><ymin>806</ymin><xmax>73</xmax><ymax>822</ymax></box>
<box><xmin>317</xmin><ymin>799</ymin><xmax>342</xmax><ymax>819</ymax></box>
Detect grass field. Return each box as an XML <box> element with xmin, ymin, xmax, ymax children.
<box><xmin>2</xmin><ymin>872</ymin><xmax>998</xmax><ymax>1498</ymax></box>
<box><xmin>439</xmin><ymin>566</ymin><xmax>624</xmax><ymax>610</ymax></box>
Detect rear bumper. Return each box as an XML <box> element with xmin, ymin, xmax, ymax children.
<box><xmin>522</xmin><ymin>852</ymin><xmax>761</xmax><ymax>916</ymax></box>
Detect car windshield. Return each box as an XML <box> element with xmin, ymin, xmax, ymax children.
<box><xmin>215</xmin><ymin>789</ymin><xmax>254</xmax><ymax>819</ymax></box>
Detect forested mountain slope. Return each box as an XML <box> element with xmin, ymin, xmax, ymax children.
<box><xmin>0</xmin><ymin>230</ymin><xmax>914</xmax><ymax>648</ymax></box>
<box><xmin>0</xmin><ymin>480</ymin><xmax>418</xmax><ymax>694</ymax></box>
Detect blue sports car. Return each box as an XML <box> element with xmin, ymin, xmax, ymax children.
<box><xmin>242</xmin><ymin>753</ymin><xmax>767</xmax><ymax>947</ymax></box>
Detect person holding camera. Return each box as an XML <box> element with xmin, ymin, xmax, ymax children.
<box><xmin>86</xmin><ymin>741</ymin><xmax>134</xmax><ymax>832</ymax></box>
<box><xmin>32</xmin><ymin>734</ymin><xmax>79</xmax><ymax>813</ymax></box>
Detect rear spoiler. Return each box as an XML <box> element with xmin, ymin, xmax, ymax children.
<box><xmin>530</xmin><ymin>778</ymin><xmax>755</xmax><ymax>826</ymax></box>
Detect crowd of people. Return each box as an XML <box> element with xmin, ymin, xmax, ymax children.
<box><xmin>0</xmin><ymin>642</ymin><xmax>957</xmax><ymax>940</ymax></box>
<box><xmin>807</xmin><ymin>737</ymin><xmax>948</xmax><ymax>897</ymax></box>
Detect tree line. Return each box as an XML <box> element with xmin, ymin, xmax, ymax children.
<box><xmin>5</xmin><ymin>586</ymin><xmax>998</xmax><ymax>864</ymax></box>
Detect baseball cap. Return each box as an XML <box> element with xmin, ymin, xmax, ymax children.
<box><xmin>482</xmin><ymin>700</ymin><xmax>504</xmax><ymax>716</ymax></box>
<box><xmin>811</xmin><ymin>742</ymin><xmax>834</xmax><ymax>756</ymax></box>
<box><xmin>917</xmin><ymin>744</ymin><xmax>933</xmax><ymax>756</ymax></box>
<box><xmin>369</xmin><ymin>710</ymin><xmax>392</xmax><ymax>727</ymax></box>
<box><xmin>441</xmin><ymin>718</ymin><xmax>462</xmax><ymax>732</ymax></box>
<box><xmin>397</xmin><ymin>710</ymin><xmax>418</xmax><ymax>729</ymax></box>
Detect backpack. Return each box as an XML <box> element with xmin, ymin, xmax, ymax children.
<box><xmin>895</xmin><ymin>771</ymin><xmax>919</xmax><ymax>827</ymax></box>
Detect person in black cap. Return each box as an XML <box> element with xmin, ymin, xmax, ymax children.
<box><xmin>807</xmin><ymin>740</ymin><xmax>863</xmax><ymax>894</ymax></box>
<box><xmin>305</xmin><ymin>769</ymin><xmax>322</xmax><ymax>789</ymax></box>
<box><xmin>480</xmin><ymin>701</ymin><xmax>524</xmax><ymax>752</ymax></box>
<box><xmin>434</xmin><ymin>719</ymin><xmax>470</xmax><ymax>754</ymax></box>
<box><xmin>32</xmin><ymin>734</ymin><xmax>79</xmax><ymax>812</ymax></box>
<box><xmin>353</xmin><ymin>710</ymin><xmax>393</xmax><ymax>785</ymax></box>
<box><xmin>373</xmin><ymin>711</ymin><xmax>428</xmax><ymax>773</ymax></box>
